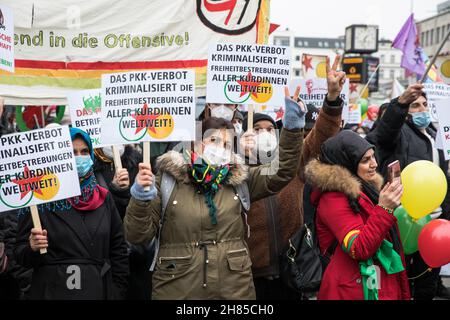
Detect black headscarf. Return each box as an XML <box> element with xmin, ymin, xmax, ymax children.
<box><xmin>320</xmin><ymin>130</ymin><xmax>378</xmax><ymax>209</ymax></box>
<box><xmin>319</xmin><ymin>130</ymin><xmax>401</xmax><ymax>253</ymax></box>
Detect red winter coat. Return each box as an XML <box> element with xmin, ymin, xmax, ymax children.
<box><xmin>305</xmin><ymin>159</ymin><xmax>410</xmax><ymax>300</ymax></box>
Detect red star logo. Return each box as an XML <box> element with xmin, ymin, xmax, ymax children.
<box><xmin>350</xmin><ymin>83</ymin><xmax>359</xmax><ymax>94</ymax></box>
<box><xmin>275</xmin><ymin>107</ymin><xmax>285</xmax><ymax>121</ymax></box>
<box><xmin>236</xmin><ymin>72</ymin><xmax>262</xmax><ymax>98</ymax></box>
<box><xmin>132</xmin><ymin>104</ymin><xmax>160</xmax><ymax>135</ymax></box>
<box><xmin>12</xmin><ymin>166</ymin><xmax>44</xmax><ymax>200</ymax></box>
<box><xmin>302</xmin><ymin>55</ymin><xmax>313</xmax><ymax>72</ymax></box>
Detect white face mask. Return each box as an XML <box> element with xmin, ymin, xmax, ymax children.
<box><xmin>203</xmin><ymin>144</ymin><xmax>232</xmax><ymax>166</ymax></box>
<box><xmin>234</xmin><ymin>123</ymin><xmax>243</xmax><ymax>135</ymax></box>
<box><xmin>255</xmin><ymin>131</ymin><xmax>278</xmax><ymax>154</ymax></box>
<box><xmin>102</xmin><ymin>145</ymin><xmax>125</xmax><ymax>160</ymax></box>
<box><xmin>210</xmin><ymin>105</ymin><xmax>234</xmax><ymax>121</ymax></box>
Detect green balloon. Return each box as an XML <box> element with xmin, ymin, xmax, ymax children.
<box><xmin>359</xmin><ymin>99</ymin><xmax>369</xmax><ymax>115</ymax></box>
<box><xmin>394</xmin><ymin>206</ymin><xmax>431</xmax><ymax>255</ymax></box>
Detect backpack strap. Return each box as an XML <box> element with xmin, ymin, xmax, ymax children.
<box><xmin>149</xmin><ymin>171</ymin><xmax>176</xmax><ymax>271</ymax></box>
<box><xmin>233</xmin><ymin>182</ymin><xmax>251</xmax><ymax>238</ymax></box>
<box><xmin>303</xmin><ymin>183</ymin><xmax>338</xmax><ymax>257</ymax></box>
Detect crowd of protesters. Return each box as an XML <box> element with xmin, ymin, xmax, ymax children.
<box><xmin>0</xmin><ymin>55</ymin><xmax>449</xmax><ymax>301</ymax></box>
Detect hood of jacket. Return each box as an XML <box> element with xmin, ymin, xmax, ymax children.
<box><xmin>305</xmin><ymin>159</ymin><xmax>384</xmax><ymax>204</ymax></box>
<box><xmin>156</xmin><ymin>150</ymin><xmax>249</xmax><ymax>186</ymax></box>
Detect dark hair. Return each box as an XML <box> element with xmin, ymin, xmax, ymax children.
<box><xmin>201</xmin><ymin>117</ymin><xmax>234</xmax><ymax>138</ymax></box>
<box><xmin>420</xmin><ymin>91</ymin><xmax>427</xmax><ymax>100</ymax></box>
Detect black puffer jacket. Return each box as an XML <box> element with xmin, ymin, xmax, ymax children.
<box><xmin>94</xmin><ymin>146</ymin><xmax>142</xmax><ymax>219</ymax></box>
<box><xmin>366</xmin><ymin>97</ymin><xmax>450</xmax><ymax>219</ymax></box>
<box><xmin>0</xmin><ymin>211</ymin><xmax>33</xmax><ymax>299</ymax></box>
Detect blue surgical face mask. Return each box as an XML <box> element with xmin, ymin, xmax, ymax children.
<box><xmin>75</xmin><ymin>155</ymin><xmax>93</xmax><ymax>177</ymax></box>
<box><xmin>411</xmin><ymin>111</ymin><xmax>431</xmax><ymax>129</ymax></box>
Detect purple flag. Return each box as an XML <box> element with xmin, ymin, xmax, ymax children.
<box><xmin>392</xmin><ymin>14</ymin><xmax>426</xmax><ymax>76</ymax></box>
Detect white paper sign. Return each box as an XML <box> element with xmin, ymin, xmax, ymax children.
<box><xmin>290</xmin><ymin>78</ymin><xmax>352</xmax><ymax>122</ymax></box>
<box><xmin>440</xmin><ymin>262</ymin><xmax>450</xmax><ymax>276</ymax></box>
<box><xmin>0</xmin><ymin>5</ymin><xmax>14</xmax><ymax>73</ymax></box>
<box><xmin>68</xmin><ymin>89</ymin><xmax>103</xmax><ymax>148</ymax></box>
<box><xmin>434</xmin><ymin>98</ymin><xmax>450</xmax><ymax>160</ymax></box>
<box><xmin>0</xmin><ymin>126</ymin><xmax>81</xmax><ymax>212</ymax></box>
<box><xmin>100</xmin><ymin>69</ymin><xmax>196</xmax><ymax>144</ymax></box>
<box><xmin>347</xmin><ymin>103</ymin><xmax>362</xmax><ymax>125</ymax></box>
<box><xmin>424</xmin><ymin>83</ymin><xmax>450</xmax><ymax>122</ymax></box>
<box><xmin>206</xmin><ymin>43</ymin><xmax>291</xmax><ymax>107</ymax></box>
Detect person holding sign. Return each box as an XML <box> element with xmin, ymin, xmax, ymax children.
<box><xmin>14</xmin><ymin>128</ymin><xmax>129</xmax><ymax>300</ymax></box>
<box><xmin>94</xmin><ymin>145</ymin><xmax>142</xmax><ymax>220</ymax></box>
<box><xmin>366</xmin><ymin>84</ymin><xmax>450</xmax><ymax>300</ymax></box>
<box><xmin>123</xmin><ymin>89</ymin><xmax>306</xmax><ymax>299</ymax></box>
<box><xmin>240</xmin><ymin>55</ymin><xmax>348</xmax><ymax>300</ymax></box>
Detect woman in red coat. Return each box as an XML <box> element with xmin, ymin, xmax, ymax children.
<box><xmin>305</xmin><ymin>130</ymin><xmax>410</xmax><ymax>300</ymax></box>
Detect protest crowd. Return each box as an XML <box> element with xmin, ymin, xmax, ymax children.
<box><xmin>1</xmin><ymin>1</ymin><xmax>450</xmax><ymax>303</ymax></box>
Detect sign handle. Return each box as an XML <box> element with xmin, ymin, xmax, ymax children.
<box><xmin>112</xmin><ymin>146</ymin><xmax>123</xmax><ymax>171</ymax></box>
<box><xmin>143</xmin><ymin>141</ymin><xmax>151</xmax><ymax>191</ymax></box>
<box><xmin>357</xmin><ymin>63</ymin><xmax>381</xmax><ymax>101</ymax></box>
<box><xmin>30</xmin><ymin>205</ymin><xmax>47</xmax><ymax>255</ymax></box>
<box><xmin>247</xmin><ymin>105</ymin><xmax>254</xmax><ymax>131</ymax></box>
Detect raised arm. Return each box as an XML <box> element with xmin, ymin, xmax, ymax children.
<box><xmin>299</xmin><ymin>55</ymin><xmax>345</xmax><ymax>181</ymax></box>
<box><xmin>366</xmin><ymin>84</ymin><xmax>424</xmax><ymax>149</ymax></box>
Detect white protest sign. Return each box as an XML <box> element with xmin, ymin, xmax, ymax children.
<box><xmin>347</xmin><ymin>103</ymin><xmax>362</xmax><ymax>125</ymax></box>
<box><xmin>290</xmin><ymin>78</ymin><xmax>351</xmax><ymax>122</ymax></box>
<box><xmin>0</xmin><ymin>126</ymin><xmax>80</xmax><ymax>212</ymax></box>
<box><xmin>68</xmin><ymin>89</ymin><xmax>103</xmax><ymax>148</ymax></box>
<box><xmin>100</xmin><ymin>69</ymin><xmax>195</xmax><ymax>144</ymax></box>
<box><xmin>0</xmin><ymin>5</ymin><xmax>14</xmax><ymax>73</ymax></box>
<box><xmin>206</xmin><ymin>43</ymin><xmax>291</xmax><ymax>107</ymax></box>
<box><xmin>434</xmin><ymin>98</ymin><xmax>450</xmax><ymax>160</ymax></box>
<box><xmin>423</xmin><ymin>83</ymin><xmax>450</xmax><ymax>122</ymax></box>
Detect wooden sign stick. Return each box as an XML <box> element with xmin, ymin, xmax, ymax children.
<box><xmin>30</xmin><ymin>205</ymin><xmax>47</xmax><ymax>254</ymax></box>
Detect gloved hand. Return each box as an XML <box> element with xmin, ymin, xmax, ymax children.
<box><xmin>131</xmin><ymin>163</ymin><xmax>158</xmax><ymax>201</ymax></box>
<box><xmin>131</xmin><ymin>181</ymin><xmax>157</xmax><ymax>201</ymax></box>
<box><xmin>283</xmin><ymin>86</ymin><xmax>307</xmax><ymax>130</ymax></box>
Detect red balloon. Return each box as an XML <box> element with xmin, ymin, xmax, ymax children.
<box><xmin>418</xmin><ymin>219</ymin><xmax>450</xmax><ymax>268</ymax></box>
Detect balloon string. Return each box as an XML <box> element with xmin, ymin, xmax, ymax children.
<box><xmin>403</xmin><ymin>225</ymin><xmax>413</xmax><ymax>247</ymax></box>
<box><xmin>408</xmin><ymin>268</ymin><xmax>432</xmax><ymax>280</ymax></box>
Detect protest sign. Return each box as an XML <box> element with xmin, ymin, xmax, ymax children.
<box><xmin>347</xmin><ymin>103</ymin><xmax>362</xmax><ymax>124</ymax></box>
<box><xmin>206</xmin><ymin>43</ymin><xmax>291</xmax><ymax>107</ymax></box>
<box><xmin>0</xmin><ymin>126</ymin><xmax>80</xmax><ymax>212</ymax></box>
<box><xmin>0</xmin><ymin>4</ymin><xmax>14</xmax><ymax>73</ymax></box>
<box><xmin>434</xmin><ymin>98</ymin><xmax>450</xmax><ymax>160</ymax></box>
<box><xmin>289</xmin><ymin>78</ymin><xmax>352</xmax><ymax>122</ymax></box>
<box><xmin>68</xmin><ymin>89</ymin><xmax>103</xmax><ymax>148</ymax></box>
<box><xmin>0</xmin><ymin>0</ymin><xmax>270</xmax><ymax>105</ymax></box>
<box><xmin>100</xmin><ymin>69</ymin><xmax>196</xmax><ymax>145</ymax></box>
<box><xmin>423</xmin><ymin>83</ymin><xmax>450</xmax><ymax>122</ymax></box>
<box><xmin>302</xmin><ymin>54</ymin><xmax>327</xmax><ymax>79</ymax></box>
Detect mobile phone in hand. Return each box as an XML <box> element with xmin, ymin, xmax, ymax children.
<box><xmin>388</xmin><ymin>160</ymin><xmax>401</xmax><ymax>184</ymax></box>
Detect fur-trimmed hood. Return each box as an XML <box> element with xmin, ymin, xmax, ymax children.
<box><xmin>305</xmin><ymin>159</ymin><xmax>384</xmax><ymax>200</ymax></box>
<box><xmin>156</xmin><ymin>150</ymin><xmax>249</xmax><ymax>186</ymax></box>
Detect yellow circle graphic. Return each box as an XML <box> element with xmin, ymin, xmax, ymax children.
<box><xmin>34</xmin><ymin>174</ymin><xmax>60</xmax><ymax>201</ymax></box>
<box><xmin>316</xmin><ymin>62</ymin><xmax>328</xmax><ymax>78</ymax></box>
<box><xmin>440</xmin><ymin>60</ymin><xmax>450</xmax><ymax>78</ymax></box>
<box><xmin>251</xmin><ymin>83</ymin><xmax>273</xmax><ymax>104</ymax></box>
<box><xmin>147</xmin><ymin>114</ymin><xmax>174</xmax><ymax>139</ymax></box>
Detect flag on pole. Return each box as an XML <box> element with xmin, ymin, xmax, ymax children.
<box><xmin>391</xmin><ymin>79</ymin><xmax>406</xmax><ymax>100</ymax></box>
<box><xmin>392</xmin><ymin>14</ymin><xmax>426</xmax><ymax>76</ymax></box>
<box><xmin>419</xmin><ymin>50</ymin><xmax>444</xmax><ymax>83</ymax></box>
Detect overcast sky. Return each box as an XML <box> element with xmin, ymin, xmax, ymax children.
<box><xmin>270</xmin><ymin>0</ymin><xmax>445</xmax><ymax>40</ymax></box>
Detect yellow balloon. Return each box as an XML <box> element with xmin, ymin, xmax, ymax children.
<box><xmin>401</xmin><ymin>160</ymin><xmax>447</xmax><ymax>219</ymax></box>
